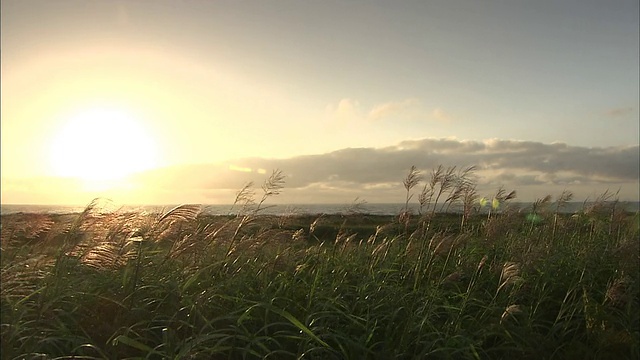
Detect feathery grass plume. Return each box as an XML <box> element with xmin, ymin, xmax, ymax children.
<box><xmin>417</xmin><ymin>165</ymin><xmax>442</xmax><ymax>214</ymax></box>
<box><xmin>118</xmin><ymin>204</ymin><xmax>202</xmax><ymax>296</ymax></box>
<box><xmin>431</xmin><ymin>233</ymin><xmax>455</xmax><ymax>257</ymax></box>
<box><xmin>398</xmin><ymin>209</ymin><xmax>411</xmax><ymax>230</ymax></box>
<box><xmin>584</xmin><ymin>189</ymin><xmax>616</xmax><ymax>216</ymax></box>
<box><xmin>442</xmin><ymin>270</ymin><xmax>464</xmax><ymax>284</ymax></box>
<box><xmin>370</xmin><ymin>235</ymin><xmax>391</xmax><ymax>258</ymax></box>
<box><xmin>414</xmin><ymin>166</ymin><xmax>440</xmax><ymax>238</ymax></box>
<box><xmin>344</xmin><ymin>197</ymin><xmax>368</xmax><ymax>215</ymax></box>
<box><xmin>494</xmin><ymin>187</ymin><xmax>516</xmax><ymax>210</ymax></box>
<box><xmin>481</xmin><ymin>187</ymin><xmax>517</xmax><ymax>223</ymax></box>
<box><xmin>292</xmin><ymin>228</ymin><xmax>306</xmax><ymax>242</ymax></box>
<box><xmin>442</xmin><ymin>165</ymin><xmax>477</xmax><ymax>213</ymax></box>
<box><xmin>477</xmin><ymin>254</ymin><xmax>489</xmax><ymax>273</ymax></box>
<box><xmin>426</xmin><ymin>232</ymin><xmax>470</xmax><ymax>294</ymax></box>
<box><xmin>5</xmin><ymin>164</ymin><xmax>640</xmax><ymax>358</ymax></box>
<box><xmin>431</xmin><ymin>165</ymin><xmax>457</xmax><ymax>216</ymax></box>
<box><xmin>256</xmin><ymin>169</ymin><xmax>285</xmax><ymax>212</ymax></box>
<box><xmin>442</xmin><ymin>186</ymin><xmax>464</xmax><ymax>213</ymax></box>
<box><xmin>550</xmin><ymin>190</ymin><xmax>574</xmax><ymax>241</ymax></box>
<box><xmin>276</xmin><ymin>206</ymin><xmax>300</xmax><ymax>228</ymax></box>
<box><xmin>400</xmin><ymin>166</ymin><xmax>422</xmax><ymax>236</ymax></box>
<box><xmin>225</xmin><ymin>170</ymin><xmax>285</xmax><ymax>257</ymax></box>
<box><xmin>500</xmin><ymin>188</ymin><xmax>517</xmax><ymax>203</ymax></box>
<box><xmin>49</xmin><ymin>198</ymin><xmax>116</xmax><ymax>287</ymax></box>
<box><xmin>334</xmin><ymin>229</ymin><xmax>349</xmax><ymax>245</ymax></box>
<box><xmin>463</xmin><ymin>254</ymin><xmax>490</xmax><ymax>296</ymax></box>
<box><xmin>606</xmin><ymin>189</ymin><xmax>624</xmax><ymax>239</ymax></box>
<box><xmin>500</xmin><ymin>304</ymin><xmax>523</xmax><ymax>324</ymax></box>
<box><xmin>582</xmin><ymin>189</ymin><xmax>620</xmax><ymax>241</ymax></box>
<box><xmin>418</xmin><ymin>183</ymin><xmax>434</xmax><ymax>216</ymax></box>
<box><xmin>1</xmin><ymin>255</ymin><xmax>52</xmax><ymax>301</ymax></box>
<box><xmin>232</xmin><ymin>181</ymin><xmax>256</xmax><ymax>214</ymax></box>
<box><xmin>262</xmin><ymin>169</ymin><xmax>286</xmax><ymax>196</ymax></box>
<box><xmin>554</xmin><ymin>190</ymin><xmax>574</xmax><ymax>214</ymax></box>
<box><xmin>309</xmin><ymin>215</ymin><xmax>323</xmax><ymax>237</ymax></box>
<box><xmin>460</xmin><ymin>183</ymin><xmax>478</xmax><ymax>230</ymax></box>
<box><xmin>199</xmin><ymin>214</ymin><xmax>239</xmax><ymax>249</ymax></box>
<box><xmin>80</xmin><ymin>212</ymin><xmax>141</xmax><ymax>270</ymax></box>
<box><xmin>158</xmin><ymin>204</ymin><xmax>202</xmax><ymax>224</ymax></box>
<box><xmin>605</xmin><ymin>275</ymin><xmax>632</xmax><ymax>308</ymax></box>
<box><xmin>1</xmin><ymin>214</ymin><xmax>54</xmax><ymax>248</ymax></box>
<box><xmin>60</xmin><ymin>198</ymin><xmax>114</xmax><ymax>252</ymax></box>
<box><xmin>151</xmin><ymin>204</ymin><xmax>202</xmax><ymax>243</ymax></box>
<box><xmin>81</xmin><ymin>240</ymin><xmax>136</xmax><ymax>271</ymax></box>
<box><xmin>37</xmin><ymin>215</ymin><xmax>73</xmax><ymax>247</ymax></box>
<box><xmin>331</xmin><ymin>229</ymin><xmax>357</xmax><ymax>257</ymax></box>
<box><xmin>528</xmin><ymin>194</ymin><xmax>552</xmax><ymax>233</ymax></box>
<box><xmin>497</xmin><ymin>261</ymin><xmax>523</xmax><ymax>295</ymax></box>
<box><xmin>531</xmin><ymin>195</ymin><xmax>552</xmax><ymax>217</ymax></box>
<box><xmin>430</xmin><ymin>233</ymin><xmax>468</xmax><ymax>257</ymax></box>
<box><xmin>368</xmin><ymin>223</ymin><xmax>393</xmax><ymax>244</ymax></box>
<box><xmin>1</xmin><ymin>214</ymin><xmax>55</xmax><ymax>268</ymax></box>
<box><xmin>163</xmin><ymin>232</ymin><xmax>202</xmax><ymax>262</ymax></box>
<box><xmin>403</xmin><ymin>165</ymin><xmax>422</xmax><ymax>210</ymax></box>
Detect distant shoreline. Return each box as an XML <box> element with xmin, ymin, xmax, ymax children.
<box><xmin>2</xmin><ymin>201</ymin><xmax>638</xmax><ymax>216</ymax></box>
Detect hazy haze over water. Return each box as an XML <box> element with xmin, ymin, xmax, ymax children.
<box><xmin>2</xmin><ymin>202</ymin><xmax>638</xmax><ymax>216</ymax></box>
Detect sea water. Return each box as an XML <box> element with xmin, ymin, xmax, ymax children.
<box><xmin>1</xmin><ymin>202</ymin><xmax>638</xmax><ymax>216</ymax></box>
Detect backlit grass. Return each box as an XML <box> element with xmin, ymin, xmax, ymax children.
<box><xmin>1</xmin><ymin>167</ymin><xmax>638</xmax><ymax>359</ymax></box>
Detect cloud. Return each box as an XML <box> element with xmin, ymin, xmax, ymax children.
<box><xmin>368</xmin><ymin>98</ymin><xmax>419</xmax><ymax>120</ymax></box>
<box><xmin>327</xmin><ymin>98</ymin><xmax>425</xmax><ymax>123</ymax></box>
<box><xmin>325</xmin><ymin>98</ymin><xmax>362</xmax><ymax>122</ymax></box>
<box><xmin>124</xmin><ymin>138</ymin><xmax>639</xmax><ymax>203</ymax></box>
<box><xmin>606</xmin><ymin>107</ymin><xmax>634</xmax><ymax>117</ymax></box>
<box><xmin>431</xmin><ymin>108</ymin><xmax>454</xmax><ymax>123</ymax></box>
<box><xmin>8</xmin><ymin>138</ymin><xmax>636</xmax><ymax>204</ymax></box>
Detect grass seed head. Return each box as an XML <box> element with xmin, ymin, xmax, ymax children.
<box><xmin>498</xmin><ymin>261</ymin><xmax>523</xmax><ymax>294</ymax></box>
<box><xmin>500</xmin><ymin>304</ymin><xmax>523</xmax><ymax>324</ymax></box>
<box><xmin>403</xmin><ymin>165</ymin><xmax>422</xmax><ymax>192</ymax></box>
<box><xmin>443</xmin><ymin>270</ymin><xmax>464</xmax><ymax>284</ymax></box>
<box><xmin>292</xmin><ymin>228</ymin><xmax>306</xmax><ymax>242</ymax></box>
<box><xmin>477</xmin><ymin>255</ymin><xmax>489</xmax><ymax>272</ymax></box>
<box><xmin>606</xmin><ymin>275</ymin><xmax>632</xmax><ymax>308</ymax></box>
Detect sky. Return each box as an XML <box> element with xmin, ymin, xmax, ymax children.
<box><xmin>1</xmin><ymin>0</ymin><xmax>639</xmax><ymax>206</ymax></box>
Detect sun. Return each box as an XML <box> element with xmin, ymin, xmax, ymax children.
<box><xmin>49</xmin><ymin>106</ymin><xmax>159</xmax><ymax>185</ymax></box>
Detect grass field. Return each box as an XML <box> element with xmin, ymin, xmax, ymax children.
<box><xmin>1</xmin><ymin>167</ymin><xmax>638</xmax><ymax>359</ymax></box>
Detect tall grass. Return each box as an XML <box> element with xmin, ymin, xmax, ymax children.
<box><xmin>1</xmin><ymin>165</ymin><xmax>638</xmax><ymax>359</ymax></box>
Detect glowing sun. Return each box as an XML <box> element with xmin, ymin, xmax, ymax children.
<box><xmin>49</xmin><ymin>106</ymin><xmax>159</xmax><ymax>183</ymax></box>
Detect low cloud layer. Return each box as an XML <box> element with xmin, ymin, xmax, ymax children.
<box><xmin>130</xmin><ymin>138</ymin><xmax>639</xmax><ymax>203</ymax></box>
<box><xmin>3</xmin><ymin>138</ymin><xmax>638</xmax><ymax>205</ymax></box>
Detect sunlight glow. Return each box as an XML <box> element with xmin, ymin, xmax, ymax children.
<box><xmin>49</xmin><ymin>106</ymin><xmax>159</xmax><ymax>184</ymax></box>
<box><xmin>229</xmin><ymin>165</ymin><xmax>252</xmax><ymax>173</ymax></box>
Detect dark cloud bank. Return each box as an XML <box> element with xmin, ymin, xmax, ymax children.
<box><xmin>134</xmin><ymin>138</ymin><xmax>639</xmax><ymax>203</ymax></box>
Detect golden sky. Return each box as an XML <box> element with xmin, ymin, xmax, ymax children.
<box><xmin>2</xmin><ymin>1</ymin><xmax>638</xmax><ymax>205</ymax></box>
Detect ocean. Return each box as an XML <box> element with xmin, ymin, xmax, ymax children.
<box><xmin>1</xmin><ymin>201</ymin><xmax>638</xmax><ymax>216</ymax></box>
